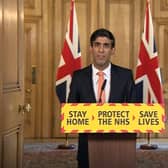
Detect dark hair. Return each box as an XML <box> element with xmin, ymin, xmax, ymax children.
<box><xmin>90</xmin><ymin>28</ymin><xmax>115</xmax><ymax>48</ymax></box>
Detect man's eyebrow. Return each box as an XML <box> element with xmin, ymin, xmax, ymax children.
<box><xmin>93</xmin><ymin>42</ymin><xmax>111</xmax><ymax>44</ymax></box>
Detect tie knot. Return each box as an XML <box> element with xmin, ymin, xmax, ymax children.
<box><xmin>97</xmin><ymin>71</ymin><xmax>104</xmax><ymax>76</ymax></box>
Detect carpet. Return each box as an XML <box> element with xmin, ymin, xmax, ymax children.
<box><xmin>23</xmin><ymin>143</ymin><xmax>77</xmax><ymax>168</ymax></box>
<box><xmin>23</xmin><ymin>142</ymin><xmax>168</xmax><ymax>168</ymax></box>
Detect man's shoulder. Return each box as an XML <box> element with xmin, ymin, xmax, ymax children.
<box><xmin>73</xmin><ymin>65</ymin><xmax>91</xmax><ymax>75</ymax></box>
<box><xmin>111</xmin><ymin>63</ymin><xmax>132</xmax><ymax>73</ymax></box>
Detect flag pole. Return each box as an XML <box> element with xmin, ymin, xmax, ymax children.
<box><xmin>57</xmin><ymin>133</ymin><xmax>75</xmax><ymax>149</ymax></box>
<box><xmin>140</xmin><ymin>133</ymin><xmax>158</xmax><ymax>150</ymax></box>
<box><xmin>135</xmin><ymin>0</ymin><xmax>164</xmax><ymax>150</ymax></box>
<box><xmin>56</xmin><ymin>0</ymin><xmax>81</xmax><ymax>150</ymax></box>
<box><xmin>142</xmin><ymin>0</ymin><xmax>157</xmax><ymax>150</ymax></box>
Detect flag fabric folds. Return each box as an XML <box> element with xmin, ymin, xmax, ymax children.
<box><xmin>56</xmin><ymin>0</ymin><xmax>81</xmax><ymax>103</ymax></box>
<box><xmin>135</xmin><ymin>0</ymin><xmax>164</xmax><ymax>104</ymax></box>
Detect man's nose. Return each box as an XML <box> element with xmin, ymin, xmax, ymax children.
<box><xmin>98</xmin><ymin>44</ymin><xmax>104</xmax><ymax>52</ymax></box>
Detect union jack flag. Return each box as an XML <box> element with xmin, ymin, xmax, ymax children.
<box><xmin>56</xmin><ymin>0</ymin><xmax>81</xmax><ymax>103</ymax></box>
<box><xmin>135</xmin><ymin>0</ymin><xmax>164</xmax><ymax>104</ymax></box>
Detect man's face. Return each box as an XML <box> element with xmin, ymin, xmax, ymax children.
<box><xmin>90</xmin><ymin>36</ymin><xmax>115</xmax><ymax>70</ymax></box>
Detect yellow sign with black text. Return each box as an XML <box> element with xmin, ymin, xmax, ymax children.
<box><xmin>60</xmin><ymin>103</ymin><xmax>165</xmax><ymax>133</ymax></box>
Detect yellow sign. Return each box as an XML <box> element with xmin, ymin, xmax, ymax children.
<box><xmin>61</xmin><ymin>103</ymin><xmax>165</xmax><ymax>133</ymax></box>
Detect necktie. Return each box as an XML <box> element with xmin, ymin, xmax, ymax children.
<box><xmin>97</xmin><ymin>71</ymin><xmax>105</xmax><ymax>103</ymax></box>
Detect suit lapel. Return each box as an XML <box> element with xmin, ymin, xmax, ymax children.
<box><xmin>87</xmin><ymin>65</ymin><xmax>97</xmax><ymax>102</ymax></box>
<box><xmin>108</xmin><ymin>64</ymin><xmax>118</xmax><ymax>102</ymax></box>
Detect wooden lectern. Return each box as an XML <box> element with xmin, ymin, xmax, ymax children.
<box><xmin>88</xmin><ymin>133</ymin><xmax>136</xmax><ymax>168</ymax></box>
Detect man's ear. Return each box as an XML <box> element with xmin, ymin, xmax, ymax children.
<box><xmin>89</xmin><ymin>46</ymin><xmax>93</xmax><ymax>52</ymax></box>
<box><xmin>111</xmin><ymin>47</ymin><xmax>115</xmax><ymax>55</ymax></box>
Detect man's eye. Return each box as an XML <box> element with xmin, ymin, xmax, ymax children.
<box><xmin>93</xmin><ymin>42</ymin><xmax>111</xmax><ymax>48</ymax></box>
<box><xmin>94</xmin><ymin>42</ymin><xmax>101</xmax><ymax>47</ymax></box>
<box><xmin>104</xmin><ymin>43</ymin><xmax>111</xmax><ymax>48</ymax></box>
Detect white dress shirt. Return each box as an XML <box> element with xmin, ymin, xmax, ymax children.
<box><xmin>92</xmin><ymin>64</ymin><xmax>111</xmax><ymax>102</ymax></box>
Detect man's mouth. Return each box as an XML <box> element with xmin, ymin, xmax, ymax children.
<box><xmin>97</xmin><ymin>55</ymin><xmax>105</xmax><ymax>58</ymax></box>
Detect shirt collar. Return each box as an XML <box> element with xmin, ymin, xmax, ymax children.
<box><xmin>92</xmin><ymin>63</ymin><xmax>111</xmax><ymax>77</ymax></box>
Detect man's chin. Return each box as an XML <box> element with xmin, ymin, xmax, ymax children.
<box><xmin>95</xmin><ymin>62</ymin><xmax>109</xmax><ymax>69</ymax></box>
<box><xmin>96</xmin><ymin>61</ymin><xmax>106</xmax><ymax>65</ymax></box>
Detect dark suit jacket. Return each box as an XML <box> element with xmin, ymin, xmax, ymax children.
<box><xmin>68</xmin><ymin>63</ymin><xmax>136</xmax><ymax>168</ymax></box>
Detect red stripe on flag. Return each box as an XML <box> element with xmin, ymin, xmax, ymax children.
<box><xmin>56</xmin><ymin>40</ymin><xmax>81</xmax><ymax>80</ymax></box>
<box><xmin>136</xmin><ymin>42</ymin><xmax>158</xmax><ymax>79</ymax></box>
<box><xmin>136</xmin><ymin>42</ymin><xmax>163</xmax><ymax>102</ymax></box>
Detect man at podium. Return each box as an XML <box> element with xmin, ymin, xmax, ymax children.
<box><xmin>68</xmin><ymin>28</ymin><xmax>136</xmax><ymax>168</ymax></box>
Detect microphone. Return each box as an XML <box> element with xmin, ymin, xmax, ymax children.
<box><xmin>98</xmin><ymin>79</ymin><xmax>107</xmax><ymax>103</ymax></box>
